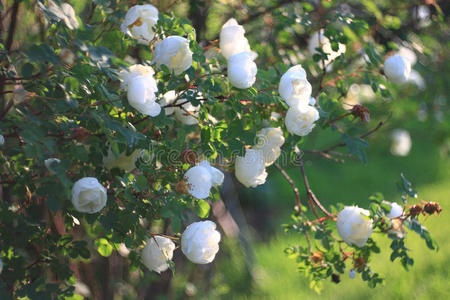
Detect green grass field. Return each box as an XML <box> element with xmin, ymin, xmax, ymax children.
<box><xmin>225</xmin><ymin>128</ymin><xmax>450</xmax><ymax>299</ymax></box>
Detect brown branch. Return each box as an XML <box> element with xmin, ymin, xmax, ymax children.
<box><xmin>298</xmin><ymin>156</ymin><xmax>334</xmax><ymax>218</ymax></box>
<box><xmin>5</xmin><ymin>0</ymin><xmax>20</xmax><ymax>51</ymax></box>
<box><xmin>323</xmin><ymin>120</ymin><xmax>385</xmax><ymax>153</ymax></box>
<box><xmin>274</xmin><ymin>163</ymin><xmax>302</xmax><ymax>211</ymax></box>
<box><xmin>302</xmin><ymin>150</ymin><xmax>345</xmax><ymax>163</ymax></box>
<box><xmin>0</xmin><ymin>100</ymin><xmax>14</xmax><ymax>120</ymax></box>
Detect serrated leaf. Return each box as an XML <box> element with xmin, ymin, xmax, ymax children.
<box><xmin>95</xmin><ymin>238</ymin><xmax>113</xmax><ymax>257</ymax></box>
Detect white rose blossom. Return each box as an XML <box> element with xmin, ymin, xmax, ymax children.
<box><xmin>285</xmin><ymin>105</ymin><xmax>320</xmax><ymax>136</ymax></box>
<box><xmin>174</xmin><ymin>100</ymin><xmax>200</xmax><ymax>125</ymax></box>
<box><xmin>219</xmin><ymin>18</ymin><xmax>252</xmax><ymax>60</ymax></box>
<box><xmin>390</xmin><ymin>129</ymin><xmax>412</xmax><ymax>156</ymax></box>
<box><xmin>121</xmin><ymin>4</ymin><xmax>158</xmax><ymax>44</ymax></box>
<box><xmin>398</xmin><ymin>47</ymin><xmax>417</xmax><ymax>66</ymax></box>
<box><xmin>181</xmin><ymin>221</ymin><xmax>221</xmax><ymax>264</ymax></box>
<box><xmin>184</xmin><ymin>160</ymin><xmax>224</xmax><ymax>199</ymax></box>
<box><xmin>235</xmin><ymin>149</ymin><xmax>267</xmax><ymax>188</ymax></box>
<box><xmin>227</xmin><ymin>51</ymin><xmax>257</xmax><ymax>89</ymax></box>
<box><xmin>408</xmin><ymin>70</ymin><xmax>426</xmax><ymax>90</ymax></box>
<box><xmin>336</xmin><ymin>206</ymin><xmax>373</xmax><ymax>248</ymax></box>
<box><xmin>103</xmin><ymin>149</ymin><xmax>143</xmax><ymax>172</ymax></box>
<box><xmin>142</xmin><ymin>236</ymin><xmax>176</xmax><ymax>273</ymax></box>
<box><xmin>159</xmin><ymin>90</ymin><xmax>177</xmax><ymax>116</ymax></box>
<box><xmin>308</xmin><ymin>30</ymin><xmax>346</xmax><ymax>68</ymax></box>
<box><xmin>153</xmin><ymin>36</ymin><xmax>193</xmax><ymax>75</ymax></box>
<box><xmin>71</xmin><ymin>177</ymin><xmax>107</xmax><ymax>214</ymax></box>
<box><xmin>160</xmin><ymin>90</ymin><xmax>202</xmax><ymax>124</ymax></box>
<box><xmin>44</xmin><ymin>158</ymin><xmax>61</xmax><ymax>174</ymax></box>
<box><xmin>120</xmin><ymin>64</ymin><xmax>160</xmax><ymax>117</ymax></box>
<box><xmin>279</xmin><ymin>65</ymin><xmax>312</xmax><ymax>107</ymax></box>
<box><xmin>383</xmin><ymin>54</ymin><xmax>411</xmax><ymax>84</ymax></box>
<box><xmin>382</xmin><ymin>201</ymin><xmax>403</xmax><ymax>219</ymax></box>
<box><xmin>44</xmin><ymin>1</ymin><xmax>79</xmax><ymax>30</ymax></box>
<box><xmin>254</xmin><ymin>127</ymin><xmax>285</xmax><ymax>166</ymax></box>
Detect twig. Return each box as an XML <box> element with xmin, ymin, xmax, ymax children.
<box><xmin>274</xmin><ymin>163</ymin><xmax>302</xmax><ymax>211</ymax></box>
<box><xmin>298</xmin><ymin>156</ymin><xmax>334</xmax><ymax>218</ymax></box>
<box><xmin>302</xmin><ymin>150</ymin><xmax>345</xmax><ymax>163</ymax></box>
<box><xmin>322</xmin><ymin>120</ymin><xmax>385</xmax><ymax>153</ymax></box>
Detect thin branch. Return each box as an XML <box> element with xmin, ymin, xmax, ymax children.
<box><xmin>298</xmin><ymin>156</ymin><xmax>334</xmax><ymax>218</ymax></box>
<box><xmin>274</xmin><ymin>163</ymin><xmax>302</xmax><ymax>211</ymax></box>
<box><xmin>322</xmin><ymin>120</ymin><xmax>385</xmax><ymax>153</ymax></box>
<box><xmin>302</xmin><ymin>150</ymin><xmax>345</xmax><ymax>163</ymax></box>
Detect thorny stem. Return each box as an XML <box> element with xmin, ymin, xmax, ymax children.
<box><xmin>274</xmin><ymin>163</ymin><xmax>302</xmax><ymax>211</ymax></box>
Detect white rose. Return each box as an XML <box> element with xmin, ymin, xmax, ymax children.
<box><xmin>174</xmin><ymin>100</ymin><xmax>200</xmax><ymax>125</ymax></box>
<box><xmin>408</xmin><ymin>70</ymin><xmax>426</xmax><ymax>90</ymax></box>
<box><xmin>184</xmin><ymin>160</ymin><xmax>224</xmax><ymax>199</ymax></box>
<box><xmin>382</xmin><ymin>201</ymin><xmax>403</xmax><ymax>219</ymax></box>
<box><xmin>103</xmin><ymin>149</ymin><xmax>143</xmax><ymax>172</ymax></box>
<box><xmin>279</xmin><ymin>65</ymin><xmax>312</xmax><ymax>107</ymax></box>
<box><xmin>413</xmin><ymin>5</ymin><xmax>431</xmax><ymax>28</ymax></box>
<box><xmin>120</xmin><ymin>64</ymin><xmax>160</xmax><ymax>117</ymax></box>
<box><xmin>390</xmin><ymin>129</ymin><xmax>411</xmax><ymax>156</ymax></box>
<box><xmin>227</xmin><ymin>51</ymin><xmax>257</xmax><ymax>89</ymax></box>
<box><xmin>181</xmin><ymin>220</ymin><xmax>221</xmax><ymax>264</ymax></box>
<box><xmin>383</xmin><ymin>55</ymin><xmax>411</xmax><ymax>84</ymax></box>
<box><xmin>0</xmin><ymin>135</ymin><xmax>4</xmax><ymax>146</ymax></box>
<box><xmin>159</xmin><ymin>90</ymin><xmax>177</xmax><ymax>116</ymax></box>
<box><xmin>336</xmin><ymin>206</ymin><xmax>373</xmax><ymax>248</ymax></box>
<box><xmin>235</xmin><ymin>149</ymin><xmax>267</xmax><ymax>188</ymax></box>
<box><xmin>45</xmin><ymin>1</ymin><xmax>79</xmax><ymax>30</ymax></box>
<box><xmin>219</xmin><ymin>18</ymin><xmax>252</xmax><ymax>59</ymax></box>
<box><xmin>308</xmin><ymin>30</ymin><xmax>346</xmax><ymax>67</ymax></box>
<box><xmin>153</xmin><ymin>36</ymin><xmax>193</xmax><ymax>75</ymax></box>
<box><xmin>71</xmin><ymin>177</ymin><xmax>107</xmax><ymax>214</ymax></box>
<box><xmin>285</xmin><ymin>105</ymin><xmax>319</xmax><ymax>136</ymax></box>
<box><xmin>121</xmin><ymin>4</ymin><xmax>158</xmax><ymax>44</ymax></box>
<box><xmin>254</xmin><ymin>127</ymin><xmax>285</xmax><ymax>166</ymax></box>
<box><xmin>270</xmin><ymin>112</ymin><xmax>281</xmax><ymax>121</ymax></box>
<box><xmin>398</xmin><ymin>47</ymin><xmax>417</xmax><ymax>65</ymax></box>
<box><xmin>142</xmin><ymin>236</ymin><xmax>176</xmax><ymax>273</ymax></box>
<box><xmin>44</xmin><ymin>158</ymin><xmax>61</xmax><ymax>174</ymax></box>
<box><xmin>198</xmin><ymin>160</ymin><xmax>224</xmax><ymax>187</ymax></box>
<box><xmin>60</xmin><ymin>3</ymin><xmax>79</xmax><ymax>29</ymax></box>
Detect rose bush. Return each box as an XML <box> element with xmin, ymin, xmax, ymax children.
<box><xmin>0</xmin><ymin>0</ymin><xmax>447</xmax><ymax>298</ymax></box>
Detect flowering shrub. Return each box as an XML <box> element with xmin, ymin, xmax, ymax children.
<box><xmin>0</xmin><ymin>0</ymin><xmax>447</xmax><ymax>298</ymax></box>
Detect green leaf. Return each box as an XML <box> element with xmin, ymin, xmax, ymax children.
<box><xmin>21</xmin><ymin>63</ymin><xmax>35</xmax><ymax>78</ymax></box>
<box><xmin>95</xmin><ymin>238</ymin><xmax>113</xmax><ymax>257</ymax></box>
<box><xmin>194</xmin><ymin>199</ymin><xmax>210</xmax><ymax>218</ymax></box>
